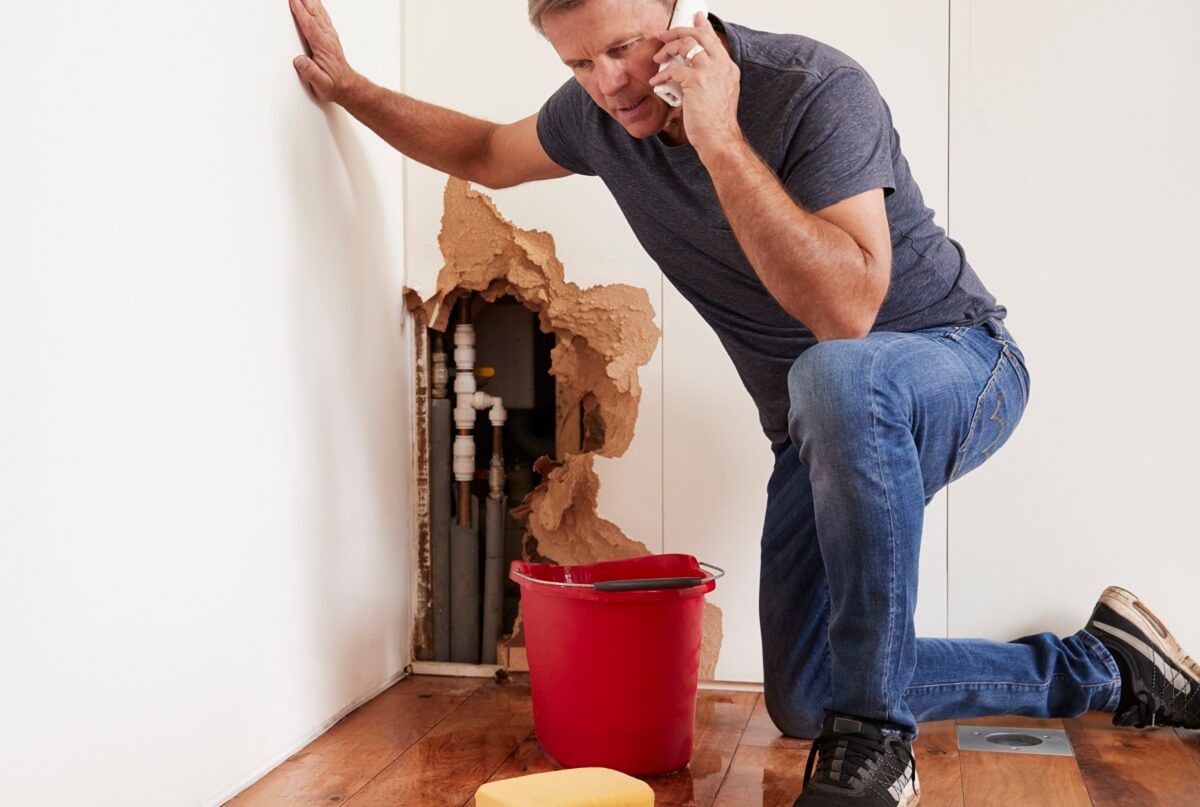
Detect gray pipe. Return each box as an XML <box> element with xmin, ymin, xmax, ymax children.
<box><xmin>450</xmin><ymin>495</ymin><xmax>481</xmax><ymax>664</ymax></box>
<box><xmin>481</xmin><ymin>493</ymin><xmax>507</xmax><ymax>664</ymax></box>
<box><xmin>430</xmin><ymin>398</ymin><xmax>452</xmax><ymax>662</ymax></box>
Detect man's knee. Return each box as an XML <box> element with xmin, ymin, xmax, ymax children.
<box><xmin>763</xmin><ymin>687</ymin><xmax>825</xmax><ymax>740</ymax></box>
<box><xmin>786</xmin><ymin>339</ymin><xmax>882</xmax><ymax>446</ymax></box>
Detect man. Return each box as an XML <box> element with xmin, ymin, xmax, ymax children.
<box><xmin>290</xmin><ymin>0</ymin><xmax>1200</xmax><ymax>804</ymax></box>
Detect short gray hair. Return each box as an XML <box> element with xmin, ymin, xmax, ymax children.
<box><xmin>528</xmin><ymin>0</ymin><xmax>673</xmax><ymax>35</ymax></box>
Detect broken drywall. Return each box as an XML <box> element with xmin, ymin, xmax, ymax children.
<box><xmin>408</xmin><ymin>178</ymin><xmax>722</xmax><ymax>679</ymax></box>
<box><xmin>406</xmin><ymin>178</ymin><xmax>659</xmax><ymax>459</ymax></box>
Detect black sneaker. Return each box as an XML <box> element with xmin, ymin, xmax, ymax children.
<box><xmin>794</xmin><ymin>713</ymin><xmax>919</xmax><ymax>806</ymax></box>
<box><xmin>1085</xmin><ymin>586</ymin><xmax>1200</xmax><ymax>730</ymax></box>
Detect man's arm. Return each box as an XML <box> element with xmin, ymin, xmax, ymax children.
<box><xmin>651</xmin><ymin>15</ymin><xmax>891</xmax><ymax>341</ymax></box>
<box><xmin>701</xmin><ymin>146</ymin><xmax>891</xmax><ymax>341</ymax></box>
<box><xmin>289</xmin><ymin>0</ymin><xmax>570</xmax><ymax>190</ymax></box>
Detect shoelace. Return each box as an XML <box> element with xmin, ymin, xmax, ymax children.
<box><xmin>1121</xmin><ymin>680</ymin><xmax>1199</xmax><ymax>729</ymax></box>
<box><xmin>803</xmin><ymin>730</ymin><xmax>888</xmax><ymax>791</ymax></box>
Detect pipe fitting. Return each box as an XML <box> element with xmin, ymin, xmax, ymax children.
<box><xmin>454</xmin><ymin>405</ymin><xmax>477</xmax><ymax>431</ymax></box>
<box><xmin>453</xmin><ymin>439</ymin><xmax>475</xmax><ymax>481</ymax></box>
<box><xmin>453</xmin><ymin>373</ymin><xmax>476</xmax><ymax>396</ymax></box>
<box><xmin>488</xmin><ymin>455</ymin><xmax>505</xmax><ymax>499</ymax></box>
<box><xmin>470</xmin><ymin>391</ymin><xmax>507</xmax><ymax>425</ymax></box>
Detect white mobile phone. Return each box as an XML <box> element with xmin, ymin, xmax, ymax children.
<box><xmin>654</xmin><ymin>0</ymin><xmax>710</xmax><ymax>108</ymax></box>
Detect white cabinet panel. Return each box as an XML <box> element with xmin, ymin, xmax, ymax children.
<box><xmin>947</xmin><ymin>1</ymin><xmax>1200</xmax><ymax>654</ymax></box>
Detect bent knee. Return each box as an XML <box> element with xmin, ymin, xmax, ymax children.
<box><xmin>763</xmin><ymin>690</ymin><xmax>825</xmax><ymax>740</ymax></box>
<box><xmin>787</xmin><ymin>341</ymin><xmax>880</xmax><ymax>444</ymax></box>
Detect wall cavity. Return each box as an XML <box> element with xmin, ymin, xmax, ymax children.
<box><xmin>408</xmin><ymin>179</ymin><xmax>722</xmax><ymax>679</ymax></box>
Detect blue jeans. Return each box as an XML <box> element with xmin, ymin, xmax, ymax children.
<box><xmin>762</xmin><ymin>319</ymin><xmax>1122</xmax><ymax>740</ymax></box>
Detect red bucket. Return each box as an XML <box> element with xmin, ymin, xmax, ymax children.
<box><xmin>509</xmin><ymin>554</ymin><xmax>723</xmax><ymax>776</ymax></box>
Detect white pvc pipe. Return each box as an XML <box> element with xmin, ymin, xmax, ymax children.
<box><xmin>452</xmin><ymin>324</ymin><xmax>508</xmax><ymax>483</ymax></box>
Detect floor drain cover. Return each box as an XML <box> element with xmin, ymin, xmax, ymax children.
<box><xmin>956</xmin><ymin>726</ymin><xmax>1075</xmax><ymax>757</ymax></box>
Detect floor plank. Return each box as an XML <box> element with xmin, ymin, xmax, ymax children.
<box><xmin>481</xmin><ymin>731</ymin><xmax>560</xmax><ymax>782</ymax></box>
<box><xmin>958</xmin><ymin>717</ymin><xmax>1091</xmax><ymax>807</ymax></box>
<box><xmin>474</xmin><ymin>692</ymin><xmax>757</xmax><ymax>807</ymax></box>
<box><xmin>711</xmin><ymin>745</ymin><xmax>809</xmax><ymax>807</ymax></box>
<box><xmin>644</xmin><ymin>691</ymin><xmax>758</xmax><ymax>806</ymax></box>
<box><xmin>1065</xmin><ymin>711</ymin><xmax>1200</xmax><ymax>806</ymax></box>
<box><xmin>245</xmin><ymin>678</ymin><xmax>1200</xmax><ymax>806</ymax></box>
<box><xmin>1178</xmin><ymin>728</ymin><xmax>1200</xmax><ymax>776</ymax></box>
<box><xmin>465</xmin><ymin>732</ymin><xmax>561</xmax><ymax>805</ymax></box>
<box><xmin>341</xmin><ymin>681</ymin><xmax>533</xmax><ymax>807</ymax></box>
<box><xmin>739</xmin><ymin>696</ymin><xmax>811</xmax><ymax>750</ymax></box>
<box><xmin>226</xmin><ymin>676</ymin><xmax>484</xmax><ymax>806</ymax></box>
<box><xmin>913</xmin><ymin>720</ymin><xmax>964</xmax><ymax>807</ymax></box>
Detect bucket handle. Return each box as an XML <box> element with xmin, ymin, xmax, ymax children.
<box><xmin>511</xmin><ymin>561</ymin><xmax>725</xmax><ymax>592</ymax></box>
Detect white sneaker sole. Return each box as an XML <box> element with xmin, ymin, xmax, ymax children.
<box><xmin>897</xmin><ymin>770</ymin><xmax>920</xmax><ymax>806</ymax></box>
<box><xmin>1097</xmin><ymin>586</ymin><xmax>1200</xmax><ymax>684</ymax></box>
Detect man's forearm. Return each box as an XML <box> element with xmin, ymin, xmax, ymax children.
<box><xmin>338</xmin><ymin>75</ymin><xmax>498</xmax><ymax>187</ymax></box>
<box><xmin>700</xmin><ymin>138</ymin><xmax>883</xmax><ymax>340</ymax></box>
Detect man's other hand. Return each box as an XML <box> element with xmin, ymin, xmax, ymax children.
<box><xmin>290</xmin><ymin>0</ymin><xmax>357</xmax><ymax>103</ymax></box>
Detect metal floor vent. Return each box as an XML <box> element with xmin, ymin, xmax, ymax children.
<box><xmin>956</xmin><ymin>725</ymin><xmax>1075</xmax><ymax>757</ymax></box>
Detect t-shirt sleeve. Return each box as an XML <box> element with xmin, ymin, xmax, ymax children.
<box><xmin>536</xmin><ymin>79</ymin><xmax>597</xmax><ymax>177</ymax></box>
<box><xmin>781</xmin><ymin>67</ymin><xmax>896</xmax><ymax>212</ymax></box>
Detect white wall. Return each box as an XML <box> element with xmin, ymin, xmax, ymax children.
<box><xmin>946</xmin><ymin>0</ymin><xmax>1200</xmax><ymax>653</ymax></box>
<box><xmin>0</xmin><ymin>2</ymin><xmax>412</xmax><ymax>805</ymax></box>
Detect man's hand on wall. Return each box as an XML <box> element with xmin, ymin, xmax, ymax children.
<box><xmin>289</xmin><ymin>0</ymin><xmax>357</xmax><ymax>103</ymax></box>
<box><xmin>649</xmin><ymin>13</ymin><xmax>742</xmax><ymax>156</ymax></box>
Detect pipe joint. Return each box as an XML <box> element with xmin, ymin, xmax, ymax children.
<box><xmin>470</xmin><ymin>391</ymin><xmax>507</xmax><ymax>424</ymax></box>
<box><xmin>453</xmin><ymin>439</ymin><xmax>475</xmax><ymax>481</ymax></box>
<box><xmin>453</xmin><ymin>374</ymin><xmax>477</xmax><ymax>396</ymax></box>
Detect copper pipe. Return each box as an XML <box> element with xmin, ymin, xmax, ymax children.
<box><xmin>457</xmin><ymin>480</ymin><xmax>471</xmax><ymax>526</ymax></box>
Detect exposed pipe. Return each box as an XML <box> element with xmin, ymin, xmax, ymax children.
<box><xmin>454</xmin><ymin>297</ymin><xmax>473</xmax><ymax>526</ymax></box>
<box><xmin>429</xmin><ymin>332</ymin><xmax>451</xmax><ymax>661</ymax></box>
<box><xmin>450</xmin><ymin>495</ymin><xmax>480</xmax><ymax>664</ymax></box>
<box><xmin>448</xmin><ymin>293</ymin><xmax>513</xmax><ymax>664</ymax></box>
<box><xmin>481</xmin><ymin>409</ymin><xmax>507</xmax><ymax>664</ymax></box>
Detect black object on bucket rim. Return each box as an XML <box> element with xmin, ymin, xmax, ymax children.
<box><xmin>511</xmin><ymin>560</ymin><xmax>724</xmax><ymax>592</ymax></box>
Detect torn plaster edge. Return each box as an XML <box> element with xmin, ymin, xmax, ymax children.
<box><xmin>409</xmin><ymin>307</ymin><xmax>435</xmax><ymax>662</ymax></box>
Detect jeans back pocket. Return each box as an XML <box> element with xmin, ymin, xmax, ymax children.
<box><xmin>950</xmin><ymin>346</ymin><xmax>1029</xmax><ymax>481</ymax></box>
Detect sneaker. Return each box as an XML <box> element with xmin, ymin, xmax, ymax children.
<box><xmin>1085</xmin><ymin>586</ymin><xmax>1200</xmax><ymax>729</ymax></box>
<box><xmin>794</xmin><ymin>713</ymin><xmax>919</xmax><ymax>806</ymax></box>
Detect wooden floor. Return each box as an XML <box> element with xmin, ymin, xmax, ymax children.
<box><xmin>227</xmin><ymin>675</ymin><xmax>1200</xmax><ymax>806</ymax></box>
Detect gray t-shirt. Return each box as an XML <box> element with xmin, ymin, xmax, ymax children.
<box><xmin>536</xmin><ymin>16</ymin><xmax>1005</xmax><ymax>443</ymax></box>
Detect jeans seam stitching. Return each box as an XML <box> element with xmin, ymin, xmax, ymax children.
<box><xmin>951</xmin><ymin>347</ymin><xmax>1008</xmax><ymax>480</ymax></box>
<box><xmin>867</xmin><ymin>338</ymin><xmax>899</xmax><ymax>719</ymax></box>
<box><xmin>1079</xmin><ymin>630</ymin><xmax>1124</xmax><ymax>711</ymax></box>
<box><xmin>905</xmin><ymin>679</ymin><xmax>1116</xmax><ymax>691</ymax></box>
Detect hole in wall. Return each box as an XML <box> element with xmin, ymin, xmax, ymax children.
<box><xmin>408</xmin><ymin>178</ymin><xmax>723</xmax><ymax>678</ymax></box>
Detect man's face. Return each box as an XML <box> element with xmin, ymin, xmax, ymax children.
<box><xmin>542</xmin><ymin>0</ymin><xmax>677</xmax><ymax>140</ymax></box>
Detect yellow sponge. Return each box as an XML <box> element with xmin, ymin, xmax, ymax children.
<box><xmin>474</xmin><ymin>767</ymin><xmax>655</xmax><ymax>806</ymax></box>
